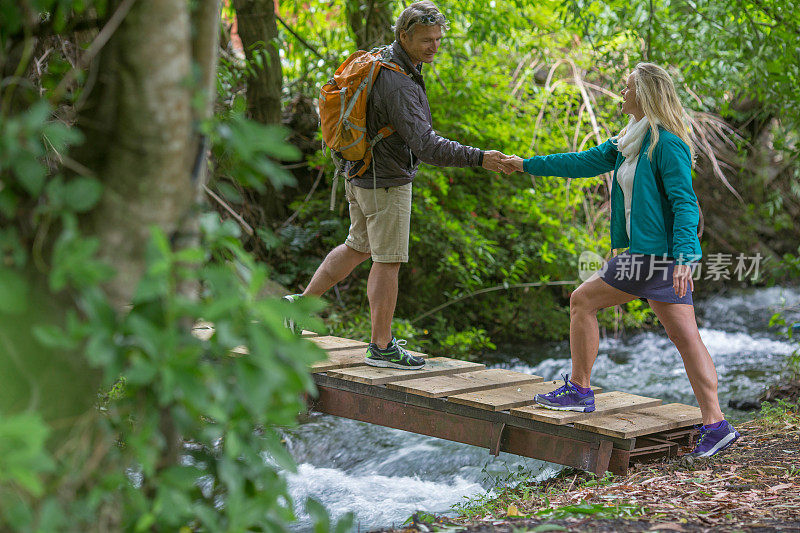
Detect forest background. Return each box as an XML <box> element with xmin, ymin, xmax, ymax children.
<box><xmin>0</xmin><ymin>0</ymin><xmax>798</xmax><ymax>530</ymax></box>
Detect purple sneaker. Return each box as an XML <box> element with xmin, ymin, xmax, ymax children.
<box><xmin>534</xmin><ymin>374</ymin><xmax>595</xmax><ymax>412</ymax></box>
<box><xmin>688</xmin><ymin>420</ymin><xmax>740</xmax><ymax>457</ymax></box>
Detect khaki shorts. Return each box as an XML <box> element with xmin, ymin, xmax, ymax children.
<box><xmin>344</xmin><ymin>180</ymin><xmax>412</xmax><ymax>263</ymax></box>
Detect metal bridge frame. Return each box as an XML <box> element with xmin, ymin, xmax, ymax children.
<box><xmin>309</xmin><ymin>374</ymin><xmax>698</xmax><ymax>476</ymax></box>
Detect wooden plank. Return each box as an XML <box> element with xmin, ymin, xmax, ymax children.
<box><xmin>190</xmin><ymin>323</ymin><xmax>248</xmax><ymax>355</ymax></box>
<box><xmin>311</xmin><ymin>347</ymin><xmax>430</xmax><ymax>373</ymax></box>
<box><xmin>191</xmin><ymin>321</ymin><xmax>318</xmax><ymax>340</ymax></box>
<box><xmin>448</xmin><ymin>380</ymin><xmax>602</xmax><ymax>411</ymax></box>
<box><xmin>573</xmin><ymin>403</ymin><xmax>702</xmax><ymax>439</ymax></box>
<box><xmin>386</xmin><ymin>369</ymin><xmax>543</xmax><ymax>398</ymax></box>
<box><xmin>326</xmin><ymin>357</ymin><xmax>484</xmax><ymax>385</ymax></box>
<box><xmin>311</xmin><ymin>347</ymin><xmax>369</xmax><ymax>373</ymax></box>
<box><xmin>310</xmin><ymin>336</ymin><xmax>427</xmax><ymax>359</ymax></box>
<box><xmin>509</xmin><ymin>391</ymin><xmax>662</xmax><ymax>425</ymax></box>
<box><xmin>309</xmin><ymin>335</ymin><xmax>368</xmax><ymax>352</ymax></box>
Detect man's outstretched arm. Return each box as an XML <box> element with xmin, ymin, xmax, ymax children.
<box><xmin>385</xmin><ymin>87</ymin><xmax>508</xmax><ymax>170</ymax></box>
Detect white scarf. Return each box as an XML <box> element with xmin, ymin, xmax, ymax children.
<box><xmin>617</xmin><ymin>115</ymin><xmax>651</xmax><ymax>159</ymax></box>
<box><xmin>615</xmin><ymin>116</ymin><xmax>652</xmax><ymax>239</ymax></box>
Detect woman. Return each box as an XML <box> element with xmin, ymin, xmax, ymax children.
<box><xmin>503</xmin><ymin>63</ymin><xmax>739</xmax><ymax>457</ymax></box>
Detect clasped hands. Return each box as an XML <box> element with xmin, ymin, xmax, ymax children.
<box><xmin>481</xmin><ymin>150</ymin><xmax>525</xmax><ymax>174</ymax></box>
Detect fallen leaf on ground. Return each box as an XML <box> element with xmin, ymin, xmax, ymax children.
<box><xmin>648</xmin><ymin>522</ymin><xmax>685</xmax><ymax>531</ymax></box>
<box><xmin>506</xmin><ymin>504</ymin><xmax>522</xmax><ymax>517</ymax></box>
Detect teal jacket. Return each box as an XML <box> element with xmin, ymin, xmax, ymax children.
<box><xmin>523</xmin><ymin>127</ymin><xmax>701</xmax><ymax>264</ymax></box>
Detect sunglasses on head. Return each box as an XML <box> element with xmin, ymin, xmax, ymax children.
<box><xmin>409</xmin><ymin>13</ymin><xmax>438</xmax><ymax>28</ymax></box>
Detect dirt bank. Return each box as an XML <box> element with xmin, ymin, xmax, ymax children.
<box><xmin>377</xmin><ymin>406</ymin><xmax>800</xmax><ymax>532</ymax></box>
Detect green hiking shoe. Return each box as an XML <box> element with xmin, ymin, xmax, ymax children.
<box><xmin>365</xmin><ymin>338</ymin><xmax>425</xmax><ymax>370</ymax></box>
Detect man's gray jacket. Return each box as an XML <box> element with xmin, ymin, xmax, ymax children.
<box><xmin>348</xmin><ymin>41</ymin><xmax>484</xmax><ymax>189</ymax></box>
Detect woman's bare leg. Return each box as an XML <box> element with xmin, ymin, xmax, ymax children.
<box><xmin>647</xmin><ymin>299</ymin><xmax>725</xmax><ymax>425</ymax></box>
<box><xmin>569</xmin><ymin>274</ymin><xmax>638</xmax><ymax>388</ymax></box>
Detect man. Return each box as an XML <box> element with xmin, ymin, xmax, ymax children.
<box><xmin>287</xmin><ymin>1</ymin><xmax>509</xmax><ymax>369</ymax></box>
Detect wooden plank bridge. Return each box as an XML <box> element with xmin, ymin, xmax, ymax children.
<box><xmin>302</xmin><ymin>332</ymin><xmax>702</xmax><ymax>476</ymax></box>
<box><xmin>192</xmin><ymin>323</ymin><xmax>702</xmax><ymax>476</ymax></box>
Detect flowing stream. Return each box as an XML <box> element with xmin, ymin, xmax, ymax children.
<box><xmin>278</xmin><ymin>285</ymin><xmax>800</xmax><ymax>531</ymax></box>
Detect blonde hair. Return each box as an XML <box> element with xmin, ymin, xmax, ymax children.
<box><xmin>394</xmin><ymin>1</ymin><xmax>449</xmax><ymax>41</ymax></box>
<box><xmin>628</xmin><ymin>63</ymin><xmax>695</xmax><ymax>162</ymax></box>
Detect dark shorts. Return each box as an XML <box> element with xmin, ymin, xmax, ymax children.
<box><xmin>598</xmin><ymin>252</ymin><xmax>695</xmax><ymax>305</ymax></box>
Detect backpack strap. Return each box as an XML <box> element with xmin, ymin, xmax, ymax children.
<box><xmin>346</xmin><ymin>125</ymin><xmax>396</xmax><ymax>179</ymax></box>
<box><xmin>329</xmin><ymin>152</ymin><xmax>346</xmax><ymax>211</ymax></box>
<box><xmin>327</xmin><ymin>50</ymin><xmax>411</xmax><ymax>209</ymax></box>
<box><xmin>375</xmin><ymin>125</ymin><xmax>395</xmax><ymax>139</ymax></box>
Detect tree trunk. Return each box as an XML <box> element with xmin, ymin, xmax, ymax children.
<box><xmin>229</xmin><ymin>0</ymin><xmax>286</xmax><ymax>222</ymax></box>
<box><xmin>191</xmin><ymin>0</ymin><xmax>222</xmax><ymax>193</ymax></box>
<box><xmin>75</xmin><ymin>0</ymin><xmax>195</xmax><ymax>308</ymax></box>
<box><xmin>68</xmin><ymin>0</ymin><xmax>222</xmax><ymax>489</ymax></box>
<box><xmin>175</xmin><ymin>0</ymin><xmax>221</xmax><ymax>272</ymax></box>
<box><xmin>232</xmin><ymin>0</ymin><xmax>282</xmax><ymax>125</ymax></box>
<box><xmin>346</xmin><ymin>0</ymin><xmax>395</xmax><ymax>50</ymax></box>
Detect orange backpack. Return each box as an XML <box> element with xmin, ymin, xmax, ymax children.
<box><xmin>319</xmin><ymin>46</ymin><xmax>408</xmax><ymax>207</ymax></box>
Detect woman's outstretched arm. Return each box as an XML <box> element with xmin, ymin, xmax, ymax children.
<box><xmin>501</xmin><ymin>140</ymin><xmax>619</xmax><ymax>178</ymax></box>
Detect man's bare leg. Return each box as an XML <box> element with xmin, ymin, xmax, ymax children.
<box><xmin>367</xmin><ymin>261</ymin><xmax>401</xmax><ymax>348</ymax></box>
<box><xmin>303</xmin><ymin>244</ymin><xmax>370</xmax><ymax>297</ymax></box>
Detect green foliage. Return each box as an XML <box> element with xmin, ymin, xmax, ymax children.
<box><xmin>402</xmin><ymin>511</ymin><xmax>439</xmax><ymax>525</ymax></box>
<box><xmin>535</xmin><ymin>500</ymin><xmax>644</xmax><ymax>519</ymax></box>
<box><xmin>578</xmin><ymin>470</ymin><xmax>614</xmax><ymax>487</ymax></box>
<box><xmin>0</xmin><ymin>266</ymin><xmax>28</xmax><ymax>314</ymax></box>
<box><xmin>453</xmin><ymin>466</ymin><xmax>642</xmax><ymax>522</ymax></box>
<box><xmin>758</xmin><ymin>399</ymin><xmax>800</xmax><ymax>426</ymax></box>
<box><xmin>620</xmin><ymin>299</ymin><xmax>655</xmax><ymax>328</ymax></box>
<box><xmin>1</xmin><ymin>3</ymin><xmax>352</xmax><ymax>531</ymax></box>
<box><xmin>305</xmin><ymin>497</ymin><xmax>354</xmax><ymax>533</ymax></box>
<box><xmin>525</xmin><ymin>525</ymin><xmax>568</xmax><ymax>532</ymax></box>
<box><xmin>765</xmin><ymin>247</ymin><xmax>800</xmax><ymax>284</ymax></box>
<box><xmin>278</xmin><ymin>1</ymin><xmax>356</xmax><ymax>95</ymax></box>
<box><xmin>761</xmin><ymin>311</ymin><xmax>800</xmax><ymax>423</ymax></box>
<box><xmin>213</xmin><ymin>107</ymin><xmax>301</xmax><ymax>191</ymax></box>
<box><xmin>0</xmin><ymin>101</ymin><xmax>92</xmax><ymax>218</ymax></box>
<box><xmin>450</xmin><ymin>462</ymin><xmax>539</xmax><ymax>520</ymax></box>
<box><xmin>440</xmin><ymin>327</ymin><xmax>497</xmax><ymax>361</ymax></box>
<box><xmin>0</xmin><ymin>0</ymin><xmax>107</xmax><ymax>37</ymax></box>
<box><xmin>561</xmin><ymin>0</ymin><xmax>800</xmax><ymax>127</ymax></box>
<box><xmin>68</xmin><ymin>217</ymin><xmax>329</xmax><ymax>530</ymax></box>
<box><xmin>596</xmin><ymin>298</ymin><xmax>657</xmax><ymax>334</ymax></box>
<box><xmin>0</xmin><ymin>102</ymin><xmax>347</xmax><ymax>529</ymax></box>
<box><xmin>768</xmin><ymin>311</ymin><xmax>800</xmax><ymax>377</ymax></box>
<box><xmin>0</xmin><ymin>413</ymin><xmax>54</xmax><ymax>498</ymax></box>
